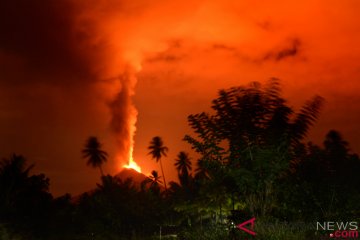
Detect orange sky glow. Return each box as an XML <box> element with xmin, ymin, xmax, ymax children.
<box><xmin>1</xmin><ymin>0</ymin><xmax>360</xmax><ymax>196</ymax></box>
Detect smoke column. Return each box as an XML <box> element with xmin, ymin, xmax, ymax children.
<box><xmin>108</xmin><ymin>71</ymin><xmax>140</xmax><ymax>171</ymax></box>
<box><xmin>0</xmin><ymin>0</ymin><xmax>154</xmax><ymax>176</ymax></box>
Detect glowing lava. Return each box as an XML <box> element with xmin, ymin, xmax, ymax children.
<box><xmin>123</xmin><ymin>158</ymin><xmax>141</xmax><ymax>173</ymax></box>
<box><xmin>123</xmin><ymin>146</ymin><xmax>142</xmax><ymax>173</ymax></box>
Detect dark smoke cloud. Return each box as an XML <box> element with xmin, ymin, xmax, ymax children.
<box><xmin>0</xmin><ymin>0</ymin><xmax>107</xmax><ymax>86</ymax></box>
<box><xmin>263</xmin><ymin>38</ymin><xmax>301</xmax><ymax>61</ymax></box>
<box><xmin>146</xmin><ymin>41</ymin><xmax>186</xmax><ymax>63</ymax></box>
<box><xmin>0</xmin><ymin>0</ymin><xmax>133</xmax><ymax>195</ymax></box>
<box><xmin>144</xmin><ymin>37</ymin><xmax>303</xmax><ymax>67</ymax></box>
<box><xmin>108</xmin><ymin>73</ymin><xmax>137</xmax><ymax>162</ymax></box>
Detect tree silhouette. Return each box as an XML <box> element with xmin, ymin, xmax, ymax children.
<box><xmin>174</xmin><ymin>151</ymin><xmax>192</xmax><ymax>186</ymax></box>
<box><xmin>0</xmin><ymin>154</ymin><xmax>34</xmax><ymax>210</ymax></box>
<box><xmin>148</xmin><ymin>136</ymin><xmax>168</xmax><ymax>191</ymax></box>
<box><xmin>194</xmin><ymin>159</ymin><xmax>209</xmax><ymax>180</ymax></box>
<box><xmin>0</xmin><ymin>154</ymin><xmax>52</xmax><ymax>235</ymax></box>
<box><xmin>184</xmin><ymin>79</ymin><xmax>324</xmax><ymax>216</ymax></box>
<box><xmin>285</xmin><ymin>130</ymin><xmax>360</xmax><ymax>219</ymax></box>
<box><xmin>146</xmin><ymin>170</ymin><xmax>163</xmax><ymax>188</ymax></box>
<box><xmin>82</xmin><ymin>136</ymin><xmax>108</xmax><ymax>176</ymax></box>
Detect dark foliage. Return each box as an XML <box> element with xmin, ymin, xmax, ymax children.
<box><xmin>1</xmin><ymin>80</ymin><xmax>359</xmax><ymax>239</ymax></box>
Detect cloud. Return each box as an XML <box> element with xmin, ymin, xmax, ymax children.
<box><xmin>1</xmin><ymin>0</ymin><xmax>360</xmax><ymax>195</ymax></box>
<box><xmin>0</xmin><ymin>0</ymin><xmax>134</xmax><ymax>195</ymax></box>
<box><xmin>263</xmin><ymin>38</ymin><xmax>301</xmax><ymax>61</ymax></box>
<box><xmin>0</xmin><ymin>0</ymin><xmax>106</xmax><ymax>86</ymax></box>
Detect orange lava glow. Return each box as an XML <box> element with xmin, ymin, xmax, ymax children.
<box><xmin>123</xmin><ymin>146</ymin><xmax>142</xmax><ymax>173</ymax></box>
<box><xmin>123</xmin><ymin>158</ymin><xmax>142</xmax><ymax>173</ymax></box>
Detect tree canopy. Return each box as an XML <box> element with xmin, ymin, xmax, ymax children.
<box><xmin>82</xmin><ymin>136</ymin><xmax>108</xmax><ymax>176</ymax></box>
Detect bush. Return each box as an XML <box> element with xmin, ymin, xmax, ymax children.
<box><xmin>0</xmin><ymin>224</ymin><xmax>23</xmax><ymax>240</ymax></box>
<box><xmin>177</xmin><ymin>225</ymin><xmax>228</xmax><ymax>240</ymax></box>
<box><xmin>254</xmin><ymin>219</ymin><xmax>317</xmax><ymax>240</ymax></box>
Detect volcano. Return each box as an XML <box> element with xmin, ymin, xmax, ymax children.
<box><xmin>115</xmin><ymin>168</ymin><xmax>148</xmax><ymax>187</ymax></box>
<box><xmin>72</xmin><ymin>169</ymin><xmax>149</xmax><ymax>203</ymax></box>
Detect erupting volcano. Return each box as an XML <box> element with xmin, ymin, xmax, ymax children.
<box><xmin>123</xmin><ymin>147</ymin><xmax>142</xmax><ymax>173</ymax></box>
<box><xmin>124</xmin><ymin>159</ymin><xmax>142</xmax><ymax>173</ymax></box>
<box><xmin>1</xmin><ymin>0</ymin><xmax>360</xmax><ymax>197</ymax></box>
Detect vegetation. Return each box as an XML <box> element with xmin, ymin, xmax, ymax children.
<box><xmin>174</xmin><ymin>151</ymin><xmax>192</xmax><ymax>186</ymax></box>
<box><xmin>0</xmin><ymin>80</ymin><xmax>359</xmax><ymax>239</ymax></box>
<box><xmin>148</xmin><ymin>136</ymin><xmax>169</xmax><ymax>191</ymax></box>
<box><xmin>82</xmin><ymin>136</ymin><xmax>108</xmax><ymax>176</ymax></box>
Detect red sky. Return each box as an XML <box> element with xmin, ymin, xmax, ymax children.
<box><xmin>1</xmin><ymin>0</ymin><xmax>360</xmax><ymax>196</ymax></box>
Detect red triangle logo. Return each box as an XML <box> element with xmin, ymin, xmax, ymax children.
<box><xmin>236</xmin><ymin>217</ymin><xmax>256</xmax><ymax>236</ymax></box>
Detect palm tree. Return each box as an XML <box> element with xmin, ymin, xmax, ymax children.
<box><xmin>142</xmin><ymin>170</ymin><xmax>163</xmax><ymax>195</ymax></box>
<box><xmin>0</xmin><ymin>154</ymin><xmax>33</xmax><ymax>207</ymax></box>
<box><xmin>0</xmin><ymin>154</ymin><xmax>34</xmax><ymax>182</ymax></box>
<box><xmin>148</xmin><ymin>136</ymin><xmax>168</xmax><ymax>191</ymax></box>
<box><xmin>174</xmin><ymin>151</ymin><xmax>192</xmax><ymax>185</ymax></box>
<box><xmin>146</xmin><ymin>170</ymin><xmax>163</xmax><ymax>188</ymax></box>
<box><xmin>82</xmin><ymin>136</ymin><xmax>108</xmax><ymax>176</ymax></box>
<box><xmin>194</xmin><ymin>159</ymin><xmax>209</xmax><ymax>180</ymax></box>
<box><xmin>0</xmin><ymin>154</ymin><xmax>50</xmax><ymax>211</ymax></box>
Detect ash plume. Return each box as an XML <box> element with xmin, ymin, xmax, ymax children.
<box><xmin>108</xmin><ymin>73</ymin><xmax>138</xmax><ymax>163</ymax></box>
<box><xmin>0</xmin><ymin>0</ymin><xmax>141</xmax><ymax>190</ymax></box>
